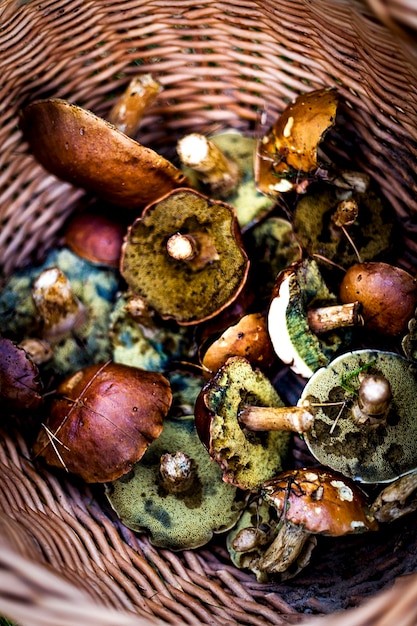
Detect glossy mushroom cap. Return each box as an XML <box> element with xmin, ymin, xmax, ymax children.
<box><xmin>262</xmin><ymin>467</ymin><xmax>378</xmax><ymax>536</ymax></box>
<box><xmin>20</xmin><ymin>98</ymin><xmax>188</xmax><ymax>209</ymax></box>
<box><xmin>64</xmin><ymin>211</ymin><xmax>125</xmax><ymax>268</ymax></box>
<box><xmin>33</xmin><ymin>361</ymin><xmax>172</xmax><ymax>483</ymax></box>
<box><xmin>339</xmin><ymin>261</ymin><xmax>417</xmax><ymax>335</ymax></box>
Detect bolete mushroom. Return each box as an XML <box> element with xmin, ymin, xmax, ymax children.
<box><xmin>105</xmin><ymin>416</ymin><xmax>246</xmax><ymax>550</ymax></box>
<box><xmin>120</xmin><ymin>188</ymin><xmax>250</xmax><ymax>325</ymax></box>
<box><xmin>250</xmin><ymin>468</ymin><xmax>378</xmax><ymax>577</ymax></box>
<box><xmin>299</xmin><ymin>349</ymin><xmax>417</xmax><ymax>483</ymax></box>
<box><xmin>255</xmin><ymin>88</ymin><xmax>339</xmax><ymax>196</ymax></box>
<box><xmin>227</xmin><ymin>496</ymin><xmax>318</xmax><ymax>582</ymax></box>
<box><xmin>293</xmin><ymin>184</ymin><xmax>396</xmax><ymax>269</ymax></box>
<box><xmin>20</xmin><ymin>96</ymin><xmax>188</xmax><ymax>209</ymax></box>
<box><xmin>0</xmin><ymin>337</ymin><xmax>44</xmax><ymax>415</ymax></box>
<box><xmin>177</xmin><ymin>131</ymin><xmax>275</xmax><ymax>230</ymax></box>
<box><xmin>194</xmin><ymin>356</ymin><xmax>290</xmax><ymax>492</ymax></box>
<box><xmin>32</xmin><ymin>361</ymin><xmax>172</xmax><ymax>483</ymax></box>
<box><xmin>268</xmin><ymin>258</ymin><xmax>362</xmax><ymax>379</ymax></box>
<box><xmin>339</xmin><ymin>261</ymin><xmax>417</xmax><ymax>336</ymax></box>
<box><xmin>198</xmin><ymin>312</ymin><xmax>276</xmax><ymax>376</ymax></box>
<box><xmin>63</xmin><ymin>210</ymin><xmax>126</xmax><ymax>268</ymax></box>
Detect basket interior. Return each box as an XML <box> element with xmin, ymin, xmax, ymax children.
<box><xmin>2</xmin><ymin>1</ymin><xmax>417</xmax><ymax>625</ymax></box>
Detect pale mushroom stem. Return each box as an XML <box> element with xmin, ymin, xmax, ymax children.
<box><xmin>107</xmin><ymin>74</ymin><xmax>162</xmax><ymax>136</ymax></box>
<box><xmin>166</xmin><ymin>231</ymin><xmax>220</xmax><ymax>270</ymax></box>
<box><xmin>159</xmin><ymin>451</ymin><xmax>196</xmax><ymax>494</ymax></box>
<box><xmin>256</xmin><ymin>520</ymin><xmax>309</xmax><ymax>574</ymax></box>
<box><xmin>177</xmin><ymin>132</ymin><xmax>241</xmax><ymax>196</ymax></box>
<box><xmin>307</xmin><ymin>301</ymin><xmax>363</xmax><ymax>334</ymax></box>
<box><xmin>239</xmin><ymin>405</ymin><xmax>314</xmax><ymax>433</ymax></box>
<box><xmin>32</xmin><ymin>267</ymin><xmax>87</xmax><ymax>341</ymax></box>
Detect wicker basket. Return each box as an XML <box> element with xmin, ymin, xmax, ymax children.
<box><xmin>2</xmin><ymin>1</ymin><xmax>417</xmax><ymax>625</ymax></box>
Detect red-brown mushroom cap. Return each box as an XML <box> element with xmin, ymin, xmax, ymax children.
<box><xmin>339</xmin><ymin>261</ymin><xmax>417</xmax><ymax>335</ymax></box>
<box><xmin>262</xmin><ymin>468</ymin><xmax>378</xmax><ymax>536</ymax></box>
<box><xmin>33</xmin><ymin>361</ymin><xmax>172</xmax><ymax>482</ymax></box>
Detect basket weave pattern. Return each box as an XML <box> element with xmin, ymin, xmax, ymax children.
<box><xmin>2</xmin><ymin>1</ymin><xmax>417</xmax><ymax>625</ymax></box>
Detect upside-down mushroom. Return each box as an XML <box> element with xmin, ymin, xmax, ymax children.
<box><xmin>300</xmin><ymin>349</ymin><xmax>417</xmax><ymax>483</ymax></box>
<box><xmin>120</xmin><ymin>188</ymin><xmax>250</xmax><ymax>325</ymax></box>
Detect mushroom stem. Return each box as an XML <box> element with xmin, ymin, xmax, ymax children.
<box><xmin>166</xmin><ymin>231</ymin><xmax>220</xmax><ymax>270</ymax></box>
<box><xmin>166</xmin><ymin>233</ymin><xmax>198</xmax><ymax>261</ymax></box>
<box><xmin>256</xmin><ymin>520</ymin><xmax>309</xmax><ymax>574</ymax></box>
<box><xmin>107</xmin><ymin>74</ymin><xmax>162</xmax><ymax>136</ymax></box>
<box><xmin>159</xmin><ymin>451</ymin><xmax>195</xmax><ymax>494</ymax></box>
<box><xmin>177</xmin><ymin>132</ymin><xmax>241</xmax><ymax>196</ymax></box>
<box><xmin>32</xmin><ymin>267</ymin><xmax>87</xmax><ymax>341</ymax></box>
<box><xmin>239</xmin><ymin>405</ymin><xmax>314</xmax><ymax>433</ymax></box>
<box><xmin>352</xmin><ymin>373</ymin><xmax>392</xmax><ymax>427</ymax></box>
<box><xmin>307</xmin><ymin>301</ymin><xmax>362</xmax><ymax>334</ymax></box>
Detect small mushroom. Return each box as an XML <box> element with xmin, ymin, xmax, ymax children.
<box><xmin>0</xmin><ymin>337</ymin><xmax>44</xmax><ymax>415</ymax></box>
<box><xmin>194</xmin><ymin>356</ymin><xmax>291</xmax><ymax>492</ymax></box>
<box><xmin>227</xmin><ymin>497</ymin><xmax>317</xmax><ymax>582</ymax></box>
<box><xmin>255</xmin><ymin>88</ymin><xmax>339</xmax><ymax>196</ymax></box>
<box><xmin>178</xmin><ymin>131</ymin><xmax>275</xmax><ymax>230</ymax></box>
<box><xmin>300</xmin><ymin>349</ymin><xmax>417</xmax><ymax>483</ymax></box>
<box><xmin>0</xmin><ymin>247</ymin><xmax>120</xmax><ymax>377</ymax></box>
<box><xmin>120</xmin><ymin>188</ymin><xmax>250</xmax><ymax>325</ymax></box>
<box><xmin>109</xmin><ymin>293</ymin><xmax>195</xmax><ymax>372</ymax></box>
<box><xmin>199</xmin><ymin>312</ymin><xmax>276</xmax><ymax>376</ymax></box>
<box><xmin>32</xmin><ymin>267</ymin><xmax>88</xmax><ymax>341</ymax></box>
<box><xmin>32</xmin><ymin>361</ymin><xmax>172</xmax><ymax>483</ymax></box>
<box><xmin>268</xmin><ymin>259</ymin><xmax>362</xmax><ymax>379</ymax></box>
<box><xmin>64</xmin><ymin>211</ymin><xmax>126</xmax><ymax>268</ymax></box>
<box><xmin>20</xmin><ymin>97</ymin><xmax>188</xmax><ymax>209</ymax></box>
<box><xmin>105</xmin><ymin>416</ymin><xmax>246</xmax><ymax>550</ymax></box>
<box><xmin>339</xmin><ymin>261</ymin><xmax>417</xmax><ymax>335</ymax></box>
<box><xmin>250</xmin><ymin>468</ymin><xmax>378</xmax><ymax>576</ymax></box>
<box><xmin>293</xmin><ymin>185</ymin><xmax>396</xmax><ymax>269</ymax></box>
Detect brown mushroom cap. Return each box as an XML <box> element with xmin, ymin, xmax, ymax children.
<box><xmin>20</xmin><ymin>98</ymin><xmax>188</xmax><ymax>208</ymax></box>
<box><xmin>64</xmin><ymin>211</ymin><xmax>125</xmax><ymax>267</ymax></box>
<box><xmin>33</xmin><ymin>361</ymin><xmax>172</xmax><ymax>482</ymax></box>
<box><xmin>0</xmin><ymin>337</ymin><xmax>44</xmax><ymax>413</ymax></box>
<box><xmin>262</xmin><ymin>468</ymin><xmax>378</xmax><ymax>536</ymax></box>
<box><xmin>339</xmin><ymin>261</ymin><xmax>417</xmax><ymax>335</ymax></box>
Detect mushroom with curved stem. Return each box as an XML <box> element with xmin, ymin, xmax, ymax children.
<box><xmin>299</xmin><ymin>349</ymin><xmax>417</xmax><ymax>483</ymax></box>
<box><xmin>32</xmin><ymin>361</ymin><xmax>172</xmax><ymax>483</ymax></box>
<box><xmin>267</xmin><ymin>258</ymin><xmax>363</xmax><ymax>379</ymax></box>
<box><xmin>105</xmin><ymin>415</ymin><xmax>247</xmax><ymax>550</ymax></box>
<box><xmin>120</xmin><ymin>188</ymin><xmax>250</xmax><ymax>325</ymax></box>
<box><xmin>194</xmin><ymin>356</ymin><xmax>291</xmax><ymax>492</ymax></box>
<box><xmin>292</xmin><ymin>184</ymin><xmax>396</xmax><ymax>270</ymax></box>
<box><xmin>252</xmin><ymin>468</ymin><xmax>378</xmax><ymax>577</ymax></box>
<box><xmin>227</xmin><ymin>496</ymin><xmax>317</xmax><ymax>582</ymax></box>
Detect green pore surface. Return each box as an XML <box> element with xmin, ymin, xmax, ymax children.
<box><xmin>121</xmin><ymin>190</ymin><xmax>248</xmax><ymax>324</ymax></box>
<box><xmin>206</xmin><ymin>357</ymin><xmax>290</xmax><ymax>492</ymax></box>
<box><xmin>105</xmin><ymin>417</ymin><xmax>245</xmax><ymax>550</ymax></box>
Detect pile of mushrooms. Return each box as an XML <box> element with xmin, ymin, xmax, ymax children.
<box><xmin>2</xmin><ymin>80</ymin><xmax>417</xmax><ymax>577</ymax></box>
